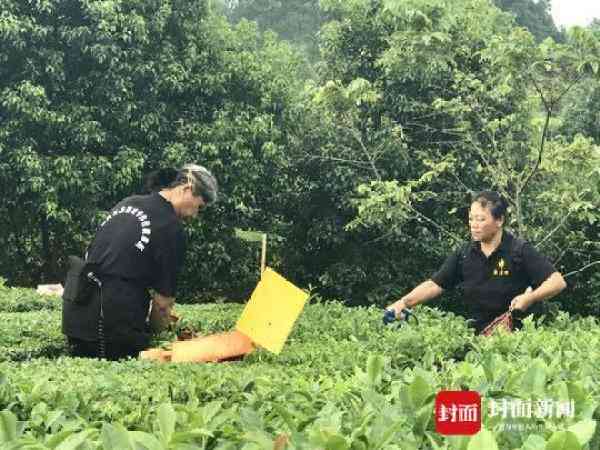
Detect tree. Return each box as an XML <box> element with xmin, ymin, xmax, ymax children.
<box><xmin>274</xmin><ymin>0</ymin><xmax>525</xmax><ymax>303</ymax></box>
<box><xmin>219</xmin><ymin>0</ymin><xmax>325</xmax><ymax>59</ymax></box>
<box><xmin>0</xmin><ymin>0</ymin><xmax>305</xmax><ymax>299</ymax></box>
<box><xmin>492</xmin><ymin>0</ymin><xmax>562</xmax><ymax>42</ymax></box>
<box><xmin>558</xmin><ymin>21</ymin><xmax>600</xmax><ymax>144</ymax></box>
<box><xmin>273</xmin><ymin>0</ymin><xmax>600</xmax><ymax>315</ymax></box>
<box><xmin>351</xmin><ymin>24</ymin><xmax>600</xmax><ymax>313</ymax></box>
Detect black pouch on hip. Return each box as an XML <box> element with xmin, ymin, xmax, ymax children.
<box><xmin>62</xmin><ymin>255</ymin><xmax>96</xmax><ymax>304</ymax></box>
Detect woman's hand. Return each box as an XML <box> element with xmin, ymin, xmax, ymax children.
<box><xmin>150</xmin><ymin>293</ymin><xmax>175</xmax><ymax>332</ymax></box>
<box><xmin>386</xmin><ymin>298</ymin><xmax>410</xmax><ymax>319</ymax></box>
<box><xmin>509</xmin><ymin>293</ymin><xmax>532</xmax><ymax>312</ymax></box>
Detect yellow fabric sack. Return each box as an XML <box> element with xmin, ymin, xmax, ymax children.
<box><xmin>236</xmin><ymin>267</ymin><xmax>309</xmax><ymax>354</ymax></box>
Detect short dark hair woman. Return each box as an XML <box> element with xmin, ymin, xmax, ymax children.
<box><xmin>386</xmin><ymin>191</ymin><xmax>567</xmax><ymax>333</ymax></box>
<box><xmin>62</xmin><ymin>164</ymin><xmax>218</xmax><ymax>359</ymax></box>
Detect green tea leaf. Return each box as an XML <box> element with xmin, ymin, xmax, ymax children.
<box><xmin>546</xmin><ymin>431</ymin><xmax>582</xmax><ymax>450</ymax></box>
<box><xmin>521</xmin><ymin>434</ymin><xmax>546</xmax><ymax>450</ymax></box>
<box><xmin>467</xmin><ymin>429</ymin><xmax>498</xmax><ymax>450</ymax></box>
<box><xmin>520</xmin><ymin>359</ymin><xmax>547</xmax><ymax>397</ymax></box>
<box><xmin>567</xmin><ymin>420</ymin><xmax>596</xmax><ymax>446</ymax></box>
<box><xmin>0</xmin><ymin>411</ymin><xmax>17</xmax><ymax>443</ymax></box>
<box><xmin>408</xmin><ymin>376</ymin><xmax>432</xmax><ymax>409</ymax></box>
<box><xmin>366</xmin><ymin>354</ymin><xmax>384</xmax><ymax>385</ymax></box>
<box><xmin>447</xmin><ymin>435</ymin><xmax>470</xmax><ymax>450</ymax></box>
<box><xmin>157</xmin><ymin>404</ymin><xmax>176</xmax><ymax>445</ymax></box>
<box><xmin>101</xmin><ymin>423</ymin><xmax>134</xmax><ymax>450</ymax></box>
<box><xmin>55</xmin><ymin>429</ymin><xmax>96</xmax><ymax>450</ymax></box>
<box><xmin>129</xmin><ymin>431</ymin><xmax>163</xmax><ymax>450</ymax></box>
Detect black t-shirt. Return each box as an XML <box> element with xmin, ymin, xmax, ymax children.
<box><xmin>431</xmin><ymin>231</ymin><xmax>556</xmax><ymax>330</ymax></box>
<box><xmin>87</xmin><ymin>192</ymin><xmax>186</xmax><ymax>297</ymax></box>
<box><xmin>62</xmin><ymin>193</ymin><xmax>186</xmax><ymax>344</ymax></box>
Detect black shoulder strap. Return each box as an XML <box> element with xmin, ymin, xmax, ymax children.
<box><xmin>511</xmin><ymin>236</ymin><xmax>526</xmax><ymax>268</ymax></box>
<box><xmin>457</xmin><ymin>241</ymin><xmax>472</xmax><ymax>278</ymax></box>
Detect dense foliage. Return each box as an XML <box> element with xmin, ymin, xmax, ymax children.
<box><xmin>0</xmin><ymin>280</ymin><xmax>60</xmax><ymax>313</ymax></box>
<box><xmin>491</xmin><ymin>0</ymin><xmax>561</xmax><ymax>42</ymax></box>
<box><xmin>0</xmin><ymin>0</ymin><xmax>305</xmax><ymax>299</ymax></box>
<box><xmin>220</xmin><ymin>0</ymin><xmax>324</xmax><ymax>59</ymax></box>
<box><xmin>1</xmin><ymin>2</ymin><xmax>599</xmax><ymax>448</ymax></box>
<box><xmin>0</xmin><ymin>0</ymin><xmax>598</xmax><ymax>316</ymax></box>
<box><xmin>1</xmin><ymin>288</ymin><xmax>600</xmax><ymax>448</ymax></box>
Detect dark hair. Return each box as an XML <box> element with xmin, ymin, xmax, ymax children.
<box><xmin>144</xmin><ymin>164</ymin><xmax>218</xmax><ymax>205</ymax></box>
<box><xmin>471</xmin><ymin>191</ymin><xmax>508</xmax><ymax>220</ymax></box>
<box><xmin>144</xmin><ymin>168</ymin><xmax>178</xmax><ymax>193</ymax></box>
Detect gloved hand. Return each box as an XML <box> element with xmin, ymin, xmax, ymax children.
<box><xmin>383</xmin><ymin>309</ymin><xmax>396</xmax><ymax>324</ymax></box>
<box><xmin>383</xmin><ymin>307</ymin><xmax>413</xmax><ymax>325</ymax></box>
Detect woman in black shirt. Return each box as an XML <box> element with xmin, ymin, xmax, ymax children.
<box><xmin>385</xmin><ymin>191</ymin><xmax>566</xmax><ymax>333</ymax></box>
<box><xmin>62</xmin><ymin>164</ymin><xmax>218</xmax><ymax>359</ymax></box>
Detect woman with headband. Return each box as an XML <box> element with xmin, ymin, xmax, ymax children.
<box><xmin>62</xmin><ymin>164</ymin><xmax>218</xmax><ymax>359</ymax></box>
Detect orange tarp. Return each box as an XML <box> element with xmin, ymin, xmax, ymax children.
<box><xmin>171</xmin><ymin>330</ymin><xmax>254</xmax><ymax>363</ymax></box>
<box><xmin>140</xmin><ymin>331</ymin><xmax>254</xmax><ymax>363</ymax></box>
<box><xmin>139</xmin><ymin>348</ymin><xmax>172</xmax><ymax>363</ymax></box>
<box><xmin>140</xmin><ymin>267</ymin><xmax>308</xmax><ymax>363</ymax></box>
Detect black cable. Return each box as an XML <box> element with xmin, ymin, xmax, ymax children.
<box><xmin>97</xmin><ymin>287</ymin><xmax>105</xmax><ymax>359</ymax></box>
<box><xmin>87</xmin><ymin>272</ymin><xmax>105</xmax><ymax>359</ymax></box>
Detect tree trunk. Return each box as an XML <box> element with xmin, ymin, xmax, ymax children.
<box><xmin>40</xmin><ymin>213</ymin><xmax>51</xmax><ymax>283</ymax></box>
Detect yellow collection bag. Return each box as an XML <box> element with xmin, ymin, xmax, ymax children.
<box><xmin>140</xmin><ymin>267</ymin><xmax>309</xmax><ymax>362</ymax></box>
<box><xmin>236</xmin><ymin>267</ymin><xmax>309</xmax><ymax>354</ymax></box>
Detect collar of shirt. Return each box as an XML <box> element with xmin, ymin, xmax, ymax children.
<box><xmin>470</xmin><ymin>230</ymin><xmax>514</xmax><ymax>260</ymax></box>
<box><xmin>154</xmin><ymin>192</ymin><xmax>177</xmax><ymax>216</ymax></box>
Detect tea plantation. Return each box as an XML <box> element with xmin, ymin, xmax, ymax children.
<box><xmin>1</xmin><ymin>282</ymin><xmax>599</xmax><ymax>449</ymax></box>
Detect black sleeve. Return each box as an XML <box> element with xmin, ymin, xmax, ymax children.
<box><xmin>431</xmin><ymin>247</ymin><xmax>463</xmax><ymax>290</ymax></box>
<box><xmin>521</xmin><ymin>242</ymin><xmax>557</xmax><ymax>288</ymax></box>
<box><xmin>152</xmin><ymin>226</ymin><xmax>186</xmax><ymax>297</ymax></box>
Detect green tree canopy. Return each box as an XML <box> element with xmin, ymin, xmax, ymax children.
<box><xmin>492</xmin><ymin>0</ymin><xmax>561</xmax><ymax>42</ymax></box>
<box><xmin>0</xmin><ymin>0</ymin><xmax>305</xmax><ymax>299</ymax></box>
<box><xmin>219</xmin><ymin>0</ymin><xmax>324</xmax><ymax>59</ymax></box>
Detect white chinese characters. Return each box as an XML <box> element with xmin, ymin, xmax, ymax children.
<box><xmin>438</xmin><ymin>403</ymin><xmax>480</xmax><ymax>422</ymax></box>
<box><xmin>489</xmin><ymin>398</ymin><xmax>575</xmax><ymax>419</ymax></box>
